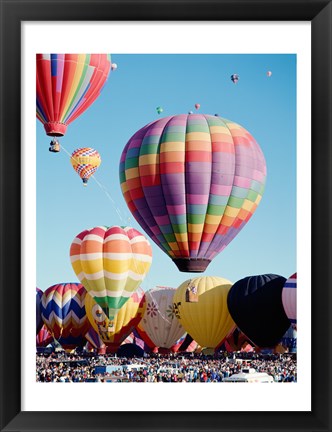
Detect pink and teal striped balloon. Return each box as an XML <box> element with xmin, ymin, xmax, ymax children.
<box><xmin>119</xmin><ymin>114</ymin><xmax>266</xmax><ymax>272</ymax></box>
<box><xmin>282</xmin><ymin>272</ymin><xmax>297</xmax><ymax>324</ymax></box>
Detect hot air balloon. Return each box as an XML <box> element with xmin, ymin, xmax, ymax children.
<box><xmin>195</xmin><ymin>103</ymin><xmax>200</xmax><ymax>110</ymax></box>
<box><xmin>70</xmin><ymin>225</ymin><xmax>152</xmax><ymax>320</ymax></box>
<box><xmin>36</xmin><ymin>325</ymin><xmax>53</xmax><ymax>348</ymax></box>
<box><xmin>121</xmin><ymin>329</ymin><xmax>150</xmax><ymax>352</ymax></box>
<box><xmin>36</xmin><ymin>287</ymin><xmax>43</xmax><ymax>334</ymax></box>
<box><xmin>172</xmin><ymin>276</ymin><xmax>235</xmax><ymax>351</ymax></box>
<box><xmin>41</xmin><ymin>283</ymin><xmax>90</xmax><ymax>350</ymax></box>
<box><xmin>111</xmin><ymin>63</ymin><xmax>118</xmax><ymax>71</ymax></box>
<box><xmin>267</xmin><ymin>71</ymin><xmax>272</xmax><ymax>77</ymax></box>
<box><xmin>119</xmin><ymin>114</ymin><xmax>266</xmax><ymax>272</ymax></box>
<box><xmin>36</xmin><ymin>54</ymin><xmax>111</xmax><ymax>139</ymax></box>
<box><xmin>227</xmin><ymin>274</ymin><xmax>290</xmax><ymax>348</ymax></box>
<box><xmin>231</xmin><ymin>74</ymin><xmax>239</xmax><ymax>84</ymax></box>
<box><xmin>137</xmin><ymin>286</ymin><xmax>186</xmax><ymax>352</ymax></box>
<box><xmin>70</xmin><ymin>147</ymin><xmax>101</xmax><ymax>186</ymax></box>
<box><xmin>178</xmin><ymin>334</ymin><xmax>201</xmax><ymax>353</ymax></box>
<box><xmin>280</xmin><ymin>324</ymin><xmax>297</xmax><ymax>353</ymax></box>
<box><xmin>282</xmin><ymin>272</ymin><xmax>296</xmax><ymax>325</ymax></box>
<box><xmin>217</xmin><ymin>327</ymin><xmax>253</xmax><ymax>353</ymax></box>
<box><xmin>118</xmin><ymin>329</ymin><xmax>150</xmax><ymax>357</ymax></box>
<box><xmin>85</xmin><ymin>287</ymin><xmax>146</xmax><ymax>352</ymax></box>
<box><xmin>84</xmin><ymin>327</ymin><xmax>106</xmax><ymax>354</ymax></box>
<box><xmin>156</xmin><ymin>106</ymin><xmax>163</xmax><ymax>115</ymax></box>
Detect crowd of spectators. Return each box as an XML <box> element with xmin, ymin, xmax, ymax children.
<box><xmin>36</xmin><ymin>351</ymin><xmax>297</xmax><ymax>383</ymax></box>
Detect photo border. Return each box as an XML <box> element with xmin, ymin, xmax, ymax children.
<box><xmin>0</xmin><ymin>0</ymin><xmax>331</xmax><ymax>431</ymax></box>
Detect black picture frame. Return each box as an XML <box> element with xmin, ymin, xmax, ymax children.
<box><xmin>0</xmin><ymin>0</ymin><xmax>331</xmax><ymax>431</ymax></box>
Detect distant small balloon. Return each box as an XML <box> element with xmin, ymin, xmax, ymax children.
<box><xmin>111</xmin><ymin>63</ymin><xmax>118</xmax><ymax>71</ymax></box>
<box><xmin>267</xmin><ymin>71</ymin><xmax>272</xmax><ymax>77</ymax></box>
<box><xmin>156</xmin><ymin>106</ymin><xmax>163</xmax><ymax>115</ymax></box>
<box><xmin>231</xmin><ymin>74</ymin><xmax>239</xmax><ymax>84</ymax></box>
<box><xmin>195</xmin><ymin>103</ymin><xmax>200</xmax><ymax>110</ymax></box>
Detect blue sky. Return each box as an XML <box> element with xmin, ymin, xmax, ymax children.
<box><xmin>36</xmin><ymin>54</ymin><xmax>296</xmax><ymax>293</ymax></box>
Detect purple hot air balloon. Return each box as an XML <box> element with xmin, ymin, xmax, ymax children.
<box><xmin>120</xmin><ymin>114</ymin><xmax>266</xmax><ymax>272</ymax></box>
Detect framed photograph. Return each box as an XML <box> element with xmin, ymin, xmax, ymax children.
<box><xmin>1</xmin><ymin>0</ymin><xmax>331</xmax><ymax>431</ymax></box>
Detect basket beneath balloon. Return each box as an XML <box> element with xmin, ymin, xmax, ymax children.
<box><xmin>172</xmin><ymin>258</ymin><xmax>211</xmax><ymax>272</ymax></box>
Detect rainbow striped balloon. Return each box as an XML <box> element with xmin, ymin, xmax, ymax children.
<box><xmin>70</xmin><ymin>225</ymin><xmax>152</xmax><ymax>319</ymax></box>
<box><xmin>282</xmin><ymin>272</ymin><xmax>297</xmax><ymax>324</ymax></box>
<box><xmin>120</xmin><ymin>114</ymin><xmax>267</xmax><ymax>272</ymax></box>
<box><xmin>70</xmin><ymin>147</ymin><xmax>101</xmax><ymax>185</ymax></box>
<box><xmin>36</xmin><ymin>54</ymin><xmax>111</xmax><ymax>137</ymax></box>
<box><xmin>41</xmin><ymin>282</ymin><xmax>90</xmax><ymax>341</ymax></box>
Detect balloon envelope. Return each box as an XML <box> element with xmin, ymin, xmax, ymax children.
<box><xmin>36</xmin><ymin>287</ymin><xmax>43</xmax><ymax>334</ymax></box>
<box><xmin>36</xmin><ymin>325</ymin><xmax>53</xmax><ymax>348</ymax></box>
<box><xmin>173</xmin><ymin>276</ymin><xmax>235</xmax><ymax>349</ymax></box>
<box><xmin>282</xmin><ymin>272</ymin><xmax>296</xmax><ymax>324</ymax></box>
<box><xmin>138</xmin><ymin>286</ymin><xmax>186</xmax><ymax>350</ymax></box>
<box><xmin>227</xmin><ymin>274</ymin><xmax>290</xmax><ymax>347</ymax></box>
<box><xmin>70</xmin><ymin>147</ymin><xmax>101</xmax><ymax>185</ymax></box>
<box><xmin>36</xmin><ymin>54</ymin><xmax>111</xmax><ymax>136</ymax></box>
<box><xmin>70</xmin><ymin>225</ymin><xmax>152</xmax><ymax>319</ymax></box>
<box><xmin>231</xmin><ymin>74</ymin><xmax>239</xmax><ymax>83</ymax></box>
<box><xmin>120</xmin><ymin>114</ymin><xmax>266</xmax><ymax>272</ymax></box>
<box><xmin>85</xmin><ymin>287</ymin><xmax>146</xmax><ymax>347</ymax></box>
<box><xmin>41</xmin><ymin>283</ymin><xmax>90</xmax><ymax>347</ymax></box>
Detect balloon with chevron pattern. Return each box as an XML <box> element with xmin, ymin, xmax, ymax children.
<box><xmin>41</xmin><ymin>283</ymin><xmax>90</xmax><ymax>347</ymax></box>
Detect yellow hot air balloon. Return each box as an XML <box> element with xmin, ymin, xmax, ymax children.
<box><xmin>70</xmin><ymin>147</ymin><xmax>101</xmax><ymax>186</ymax></box>
<box><xmin>70</xmin><ymin>225</ymin><xmax>152</xmax><ymax>320</ymax></box>
<box><xmin>173</xmin><ymin>276</ymin><xmax>235</xmax><ymax>350</ymax></box>
<box><xmin>85</xmin><ymin>287</ymin><xmax>146</xmax><ymax>347</ymax></box>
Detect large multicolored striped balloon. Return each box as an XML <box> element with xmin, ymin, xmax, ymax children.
<box><xmin>41</xmin><ymin>283</ymin><xmax>90</xmax><ymax>343</ymax></box>
<box><xmin>70</xmin><ymin>225</ymin><xmax>152</xmax><ymax>319</ymax></box>
<box><xmin>137</xmin><ymin>286</ymin><xmax>186</xmax><ymax>351</ymax></box>
<box><xmin>85</xmin><ymin>287</ymin><xmax>146</xmax><ymax>352</ymax></box>
<box><xmin>120</xmin><ymin>114</ymin><xmax>266</xmax><ymax>272</ymax></box>
<box><xmin>70</xmin><ymin>147</ymin><xmax>101</xmax><ymax>185</ymax></box>
<box><xmin>36</xmin><ymin>54</ymin><xmax>111</xmax><ymax>137</ymax></box>
<box><xmin>282</xmin><ymin>272</ymin><xmax>297</xmax><ymax>325</ymax></box>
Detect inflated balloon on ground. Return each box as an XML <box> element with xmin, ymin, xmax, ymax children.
<box><xmin>85</xmin><ymin>287</ymin><xmax>146</xmax><ymax>352</ymax></box>
<box><xmin>282</xmin><ymin>272</ymin><xmax>296</xmax><ymax>325</ymax></box>
<box><xmin>138</xmin><ymin>286</ymin><xmax>186</xmax><ymax>351</ymax></box>
<box><xmin>41</xmin><ymin>282</ymin><xmax>90</xmax><ymax>350</ymax></box>
<box><xmin>227</xmin><ymin>274</ymin><xmax>290</xmax><ymax>348</ymax></box>
<box><xmin>70</xmin><ymin>225</ymin><xmax>152</xmax><ymax>320</ymax></box>
<box><xmin>172</xmin><ymin>276</ymin><xmax>235</xmax><ymax>350</ymax></box>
